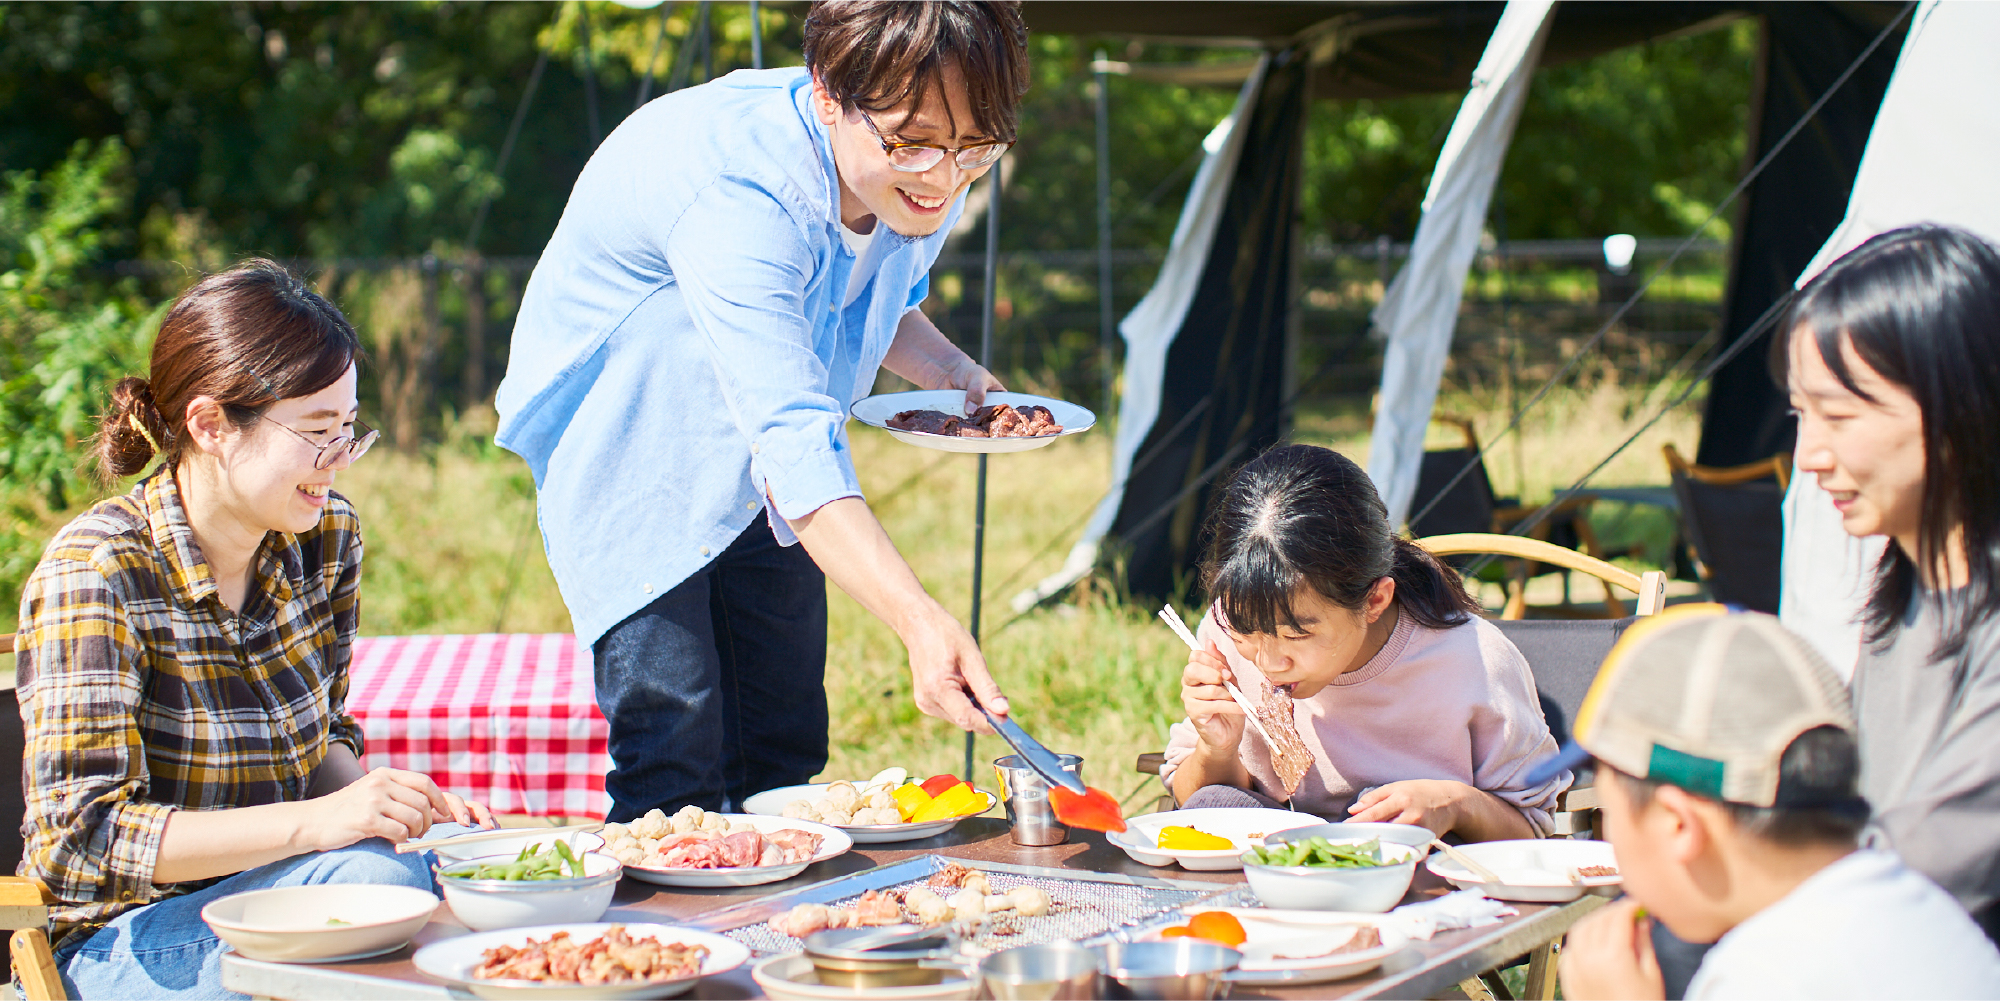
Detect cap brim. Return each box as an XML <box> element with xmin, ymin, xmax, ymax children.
<box><xmin>1524</xmin><ymin>741</ymin><xmax>1593</xmax><ymax>787</ymax></box>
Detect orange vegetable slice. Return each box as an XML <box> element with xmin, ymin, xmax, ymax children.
<box><xmin>1049</xmin><ymin>785</ymin><xmax>1126</xmax><ymax>833</ymax></box>
<box><xmin>1186</xmin><ymin>911</ymin><xmax>1247</xmax><ymax>948</ymax></box>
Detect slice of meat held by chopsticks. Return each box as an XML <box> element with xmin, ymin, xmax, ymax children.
<box><xmin>1158</xmin><ymin>605</ymin><xmax>1313</xmax><ymax>799</ymax></box>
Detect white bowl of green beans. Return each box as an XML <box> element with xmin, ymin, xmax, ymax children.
<box><xmin>1239</xmin><ymin>837</ymin><xmax>1421</xmax><ymax>913</ymax></box>
<box><xmin>436</xmin><ymin>841</ymin><xmax>623</xmax><ymax>931</ymax></box>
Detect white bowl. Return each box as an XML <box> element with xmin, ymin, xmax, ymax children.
<box><xmin>752</xmin><ymin>953</ymin><xmax>977</xmax><ymax>1001</ymax></box>
<box><xmin>430</xmin><ymin>830</ymin><xmax>606</xmax><ymax>864</ymax></box>
<box><xmin>200</xmin><ymin>884</ymin><xmax>439</xmax><ymax>963</ymax></box>
<box><xmin>1425</xmin><ymin>838</ymin><xmax>1621</xmax><ymax>902</ymax></box>
<box><xmin>438</xmin><ymin>851</ymin><xmax>622</xmax><ymax>931</ymax></box>
<box><xmin>1263</xmin><ymin>822</ymin><xmax>1436</xmax><ymax>854</ymax></box>
<box><xmin>413</xmin><ymin>922</ymin><xmax>748</xmax><ymax>1000</ymax></box>
<box><xmin>619</xmin><ymin>815</ymin><xmax>853</xmax><ymax>888</ymax></box>
<box><xmin>1106</xmin><ymin>808</ymin><xmax>1324</xmax><ymax>871</ymax></box>
<box><xmin>849</xmin><ymin>391</ymin><xmax>1096</xmax><ymax>454</ymax></box>
<box><xmin>1241</xmin><ymin>841</ymin><xmax>1421</xmax><ymax>912</ymax></box>
<box><xmin>740</xmin><ymin>783</ymin><xmax>998</xmax><ymax>844</ymax></box>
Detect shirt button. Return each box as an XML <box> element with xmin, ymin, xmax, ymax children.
<box><xmin>746</xmin><ymin>501</ymin><xmax>757</xmax><ymax>510</ymax></box>
<box><xmin>699</xmin><ymin>546</ymin><xmax>710</xmax><ymax>556</ymax></box>
<box><xmin>642</xmin><ymin>584</ymin><xmax>653</xmax><ymax>594</ymax></box>
<box><xmin>751</xmin><ymin>443</ymin><xmax>760</xmax><ymax>454</ymax></box>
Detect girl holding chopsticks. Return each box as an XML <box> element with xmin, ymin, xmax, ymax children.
<box><xmin>1160</xmin><ymin>444</ymin><xmax>1569</xmax><ymax>841</ymax></box>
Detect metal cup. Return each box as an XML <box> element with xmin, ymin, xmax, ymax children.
<box><xmin>977</xmin><ymin>941</ymin><xmax>1102</xmax><ymax>1000</ymax></box>
<box><xmin>993</xmin><ymin>753</ymin><xmax>1084</xmax><ymax>847</ymax></box>
<box><xmin>1092</xmin><ymin>940</ymin><xmax>1243</xmax><ymax>1000</ymax></box>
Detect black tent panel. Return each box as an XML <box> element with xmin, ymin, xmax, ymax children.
<box><xmin>1698</xmin><ymin>2</ymin><xmax>1905</xmax><ymax>468</ymax></box>
<box><xmin>1106</xmin><ymin>47</ymin><xmax>1310</xmax><ymax>602</ymax></box>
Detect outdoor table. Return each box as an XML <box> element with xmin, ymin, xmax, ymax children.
<box><xmin>346</xmin><ymin>634</ymin><xmax>612</xmax><ymax>819</ymax></box>
<box><xmin>220</xmin><ymin>818</ymin><xmax>1608</xmax><ymax>1000</ymax></box>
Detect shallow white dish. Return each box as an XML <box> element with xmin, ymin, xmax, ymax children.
<box><xmin>1425</xmin><ymin>838</ymin><xmax>1621</xmax><ymax>903</ymax></box>
<box><xmin>751</xmin><ymin>953</ymin><xmax>977</xmax><ymax>1001</ymax></box>
<box><xmin>430</xmin><ymin>830</ymin><xmax>607</xmax><ymax>864</ymax></box>
<box><xmin>1105</xmin><ymin>808</ymin><xmax>1322</xmax><ymax>871</ymax></box>
<box><xmin>413</xmin><ymin>922</ymin><xmax>748</xmax><ymax>1000</ymax></box>
<box><xmin>849</xmin><ymin>390</ymin><xmax>1096</xmax><ymax>454</ymax></box>
<box><xmin>439</xmin><ymin>851</ymin><xmax>622</xmax><ymax>931</ymax></box>
<box><xmin>740</xmin><ymin>783</ymin><xmax>998</xmax><ymax>844</ymax></box>
<box><xmin>201</xmin><ymin>884</ymin><xmax>439</xmax><ymax>964</ymax></box>
<box><xmin>1264</xmin><ymin>822</ymin><xmax>1437</xmax><ymax>854</ymax></box>
<box><xmin>1141</xmin><ymin>912</ymin><xmax>1406</xmax><ymax>986</ymax></box>
<box><xmin>619</xmin><ymin>815</ymin><xmax>852</xmax><ymax>887</ymax></box>
<box><xmin>1242</xmin><ymin>840</ymin><xmax>1422</xmax><ymax>912</ymax></box>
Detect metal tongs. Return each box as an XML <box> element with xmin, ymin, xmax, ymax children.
<box><xmin>979</xmin><ymin>707</ymin><xmax>1088</xmax><ymax>795</ymax></box>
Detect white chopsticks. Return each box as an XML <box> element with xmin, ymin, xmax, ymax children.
<box><xmin>396</xmin><ymin>821</ymin><xmax>604</xmax><ymax>855</ymax></box>
<box><xmin>1158</xmin><ymin>605</ymin><xmax>1279</xmax><ymax>749</ymax></box>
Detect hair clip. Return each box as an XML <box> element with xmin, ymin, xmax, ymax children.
<box><xmin>127</xmin><ymin>413</ymin><xmax>165</xmax><ymax>456</ymax></box>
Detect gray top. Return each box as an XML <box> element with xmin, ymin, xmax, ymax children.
<box><xmin>1852</xmin><ymin>587</ymin><xmax>2000</xmax><ymax>937</ymax></box>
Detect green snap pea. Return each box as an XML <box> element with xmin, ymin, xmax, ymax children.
<box><xmin>447</xmin><ymin>842</ymin><xmax>589</xmax><ymax>882</ymax></box>
<box><xmin>1244</xmin><ymin>836</ymin><xmax>1389</xmax><ymax>869</ymax></box>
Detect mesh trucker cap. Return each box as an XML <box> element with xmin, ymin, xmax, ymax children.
<box><xmin>1526</xmin><ymin>604</ymin><xmax>1856</xmax><ymax>807</ymax></box>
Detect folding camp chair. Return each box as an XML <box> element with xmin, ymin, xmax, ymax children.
<box><xmin>0</xmin><ymin>676</ymin><xmax>67</xmax><ymax>1000</ymax></box>
<box><xmin>1663</xmin><ymin>445</ymin><xmax>1788</xmax><ymax>613</ymax></box>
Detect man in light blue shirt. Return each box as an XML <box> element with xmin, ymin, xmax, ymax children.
<box><xmin>495</xmin><ymin>1</ymin><xmax>1030</xmax><ymax>821</ymax></box>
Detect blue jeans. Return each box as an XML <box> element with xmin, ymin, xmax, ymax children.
<box><xmin>52</xmin><ymin>826</ymin><xmax>472</xmax><ymax>1000</ymax></box>
<box><xmin>592</xmin><ymin>518</ymin><xmax>829</xmax><ymax>823</ymax></box>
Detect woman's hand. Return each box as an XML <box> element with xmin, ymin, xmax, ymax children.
<box><xmin>436</xmin><ymin>790</ymin><xmax>498</xmax><ymax>830</ymax></box>
<box><xmin>1345</xmin><ymin>779</ymin><xmax>1472</xmax><ymax>834</ymax></box>
<box><xmin>1559</xmin><ymin>898</ymin><xmax>1665</xmax><ymax>1000</ymax></box>
<box><xmin>298</xmin><ymin>767</ymin><xmax>455</xmax><ymax>850</ymax></box>
<box><xmin>1182</xmin><ymin>641</ymin><xmax>1247</xmax><ymax>752</ymax></box>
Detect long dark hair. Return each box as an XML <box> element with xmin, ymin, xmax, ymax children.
<box><xmin>1783</xmin><ymin>224</ymin><xmax>2000</xmax><ymax>659</ymax></box>
<box><xmin>1199</xmin><ymin>443</ymin><xmax>1480</xmax><ymax>634</ymax></box>
<box><xmin>96</xmin><ymin>259</ymin><xmax>360</xmax><ymax>480</ymax></box>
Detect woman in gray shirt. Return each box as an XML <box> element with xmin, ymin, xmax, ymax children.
<box><xmin>1784</xmin><ymin>223</ymin><xmax>2000</xmax><ymax>945</ymax></box>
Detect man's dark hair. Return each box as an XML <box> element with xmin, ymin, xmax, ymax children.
<box><xmin>1615</xmin><ymin>726</ymin><xmax>1869</xmax><ymax>848</ymax></box>
<box><xmin>803</xmin><ymin>1</ymin><xmax>1030</xmax><ymax>142</ymax></box>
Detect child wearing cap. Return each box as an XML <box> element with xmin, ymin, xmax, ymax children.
<box><xmin>1555</xmin><ymin>606</ymin><xmax>2000</xmax><ymax>1000</ymax></box>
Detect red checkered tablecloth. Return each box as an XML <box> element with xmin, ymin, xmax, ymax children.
<box><xmin>346</xmin><ymin>634</ymin><xmax>611</xmax><ymax>818</ymax></box>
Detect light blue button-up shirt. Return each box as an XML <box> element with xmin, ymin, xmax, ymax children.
<box><xmin>495</xmin><ymin>68</ymin><xmax>964</xmax><ymax>646</ymax></box>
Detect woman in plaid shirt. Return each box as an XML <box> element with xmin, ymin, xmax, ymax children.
<box><xmin>14</xmin><ymin>260</ymin><xmax>494</xmax><ymax>999</ymax></box>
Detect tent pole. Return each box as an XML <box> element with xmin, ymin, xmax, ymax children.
<box><xmin>749</xmin><ymin>0</ymin><xmax>763</xmax><ymax>69</ymax></box>
<box><xmin>577</xmin><ymin>0</ymin><xmax>602</xmax><ymax>148</ymax></box>
<box><xmin>968</xmin><ymin>159</ymin><xmax>1000</xmax><ymax>784</ymax></box>
<box><xmin>1094</xmin><ymin>50</ymin><xmax>1116</xmax><ymax>419</ymax></box>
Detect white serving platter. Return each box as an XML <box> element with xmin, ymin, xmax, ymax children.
<box><xmin>617</xmin><ymin>815</ymin><xmax>852</xmax><ymax>888</ymax></box>
<box><xmin>1424</xmin><ymin>838</ymin><xmax>1621</xmax><ymax>902</ymax></box>
<box><xmin>1142</xmin><ymin>910</ymin><xmax>1409</xmax><ymax>986</ymax></box>
<box><xmin>849</xmin><ymin>390</ymin><xmax>1095</xmax><ymax>453</ymax></box>
<box><xmin>412</xmin><ymin>922</ymin><xmax>748</xmax><ymax>999</ymax></box>
<box><xmin>740</xmin><ymin>783</ymin><xmax>997</xmax><ymax>844</ymax></box>
<box><xmin>1105</xmin><ymin>808</ymin><xmax>1324</xmax><ymax>871</ymax></box>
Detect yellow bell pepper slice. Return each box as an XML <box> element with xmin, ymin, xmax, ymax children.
<box><xmin>1156</xmin><ymin>825</ymin><xmax>1235</xmax><ymax>851</ymax></box>
<box><xmin>891</xmin><ymin>783</ymin><xmax>933</xmax><ymax>822</ymax></box>
<box><xmin>910</xmin><ymin>782</ymin><xmax>984</xmax><ymax>823</ymax></box>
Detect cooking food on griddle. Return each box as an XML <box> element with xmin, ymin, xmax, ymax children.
<box><xmin>472</xmin><ymin>925</ymin><xmax>708</xmax><ymax>984</ymax></box>
<box><xmin>886</xmin><ymin>403</ymin><xmax>1063</xmax><ymax>438</ymax></box>
<box><xmin>765</xmin><ymin>868</ymin><xmax>1052</xmax><ymax>937</ymax></box>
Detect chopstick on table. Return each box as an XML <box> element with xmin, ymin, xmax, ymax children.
<box><xmin>1430</xmin><ymin>839</ymin><xmax>1503</xmax><ymax>884</ymax></box>
<box><xmin>396</xmin><ymin>821</ymin><xmax>605</xmax><ymax>855</ymax></box>
<box><xmin>1157</xmin><ymin>605</ymin><xmax>1280</xmax><ymax>750</ymax></box>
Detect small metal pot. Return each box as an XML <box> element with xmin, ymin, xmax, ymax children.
<box><xmin>803</xmin><ymin>925</ymin><xmax>964</xmax><ymax>989</ymax></box>
<box><xmin>978</xmin><ymin>941</ymin><xmax>1101</xmax><ymax>1000</ymax></box>
<box><xmin>1091</xmin><ymin>940</ymin><xmax>1244</xmax><ymax>1000</ymax></box>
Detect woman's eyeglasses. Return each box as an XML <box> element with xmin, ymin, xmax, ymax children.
<box><xmin>859</xmin><ymin>111</ymin><xmax>1011</xmax><ymax>173</ymax></box>
<box><xmin>263</xmin><ymin>416</ymin><xmax>380</xmax><ymax>470</ymax></box>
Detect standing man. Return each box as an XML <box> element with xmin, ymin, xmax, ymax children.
<box><xmin>496</xmin><ymin>2</ymin><xmax>1030</xmax><ymax>821</ymax></box>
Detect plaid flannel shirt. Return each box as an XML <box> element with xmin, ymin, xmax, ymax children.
<box><xmin>14</xmin><ymin>468</ymin><xmax>366</xmax><ymax>944</ymax></box>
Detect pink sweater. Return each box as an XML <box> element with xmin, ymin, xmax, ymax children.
<box><xmin>1161</xmin><ymin>606</ymin><xmax>1571</xmax><ymax>836</ymax></box>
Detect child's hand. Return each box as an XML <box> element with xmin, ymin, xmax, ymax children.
<box><xmin>1559</xmin><ymin>898</ymin><xmax>1665</xmax><ymax>1000</ymax></box>
<box><xmin>1345</xmin><ymin>779</ymin><xmax>1470</xmax><ymax>833</ymax></box>
<box><xmin>1181</xmin><ymin>640</ymin><xmax>1247</xmax><ymax>751</ymax></box>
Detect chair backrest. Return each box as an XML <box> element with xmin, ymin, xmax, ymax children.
<box><xmin>1417</xmin><ymin>532</ymin><xmax>1669</xmax><ymax>616</ymax></box>
<box><xmin>0</xmin><ymin>689</ymin><xmax>22</xmax><ymax>875</ymax></box>
<box><xmin>1411</xmin><ymin>447</ymin><xmax>1499</xmax><ymax>539</ymax></box>
<box><xmin>1663</xmin><ymin>445</ymin><xmax>1785</xmax><ymax>614</ymax></box>
<box><xmin>1494</xmin><ymin>617</ymin><xmax>1637</xmax><ymax>748</ymax></box>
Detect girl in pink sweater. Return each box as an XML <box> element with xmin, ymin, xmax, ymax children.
<box><xmin>1161</xmin><ymin>444</ymin><xmax>1569</xmax><ymax>840</ymax></box>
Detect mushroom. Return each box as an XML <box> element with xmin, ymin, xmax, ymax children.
<box><xmin>782</xmin><ymin>800</ymin><xmax>816</xmax><ymax>820</ymax></box>
<box><xmin>948</xmin><ymin>888</ymin><xmax>986</xmax><ymax>922</ymax></box>
<box><xmin>1006</xmin><ymin>886</ymin><xmax>1052</xmax><ymax>917</ymax></box>
<box><xmin>671</xmin><ymin>805</ymin><xmax>705</xmax><ymax>834</ymax></box>
<box><xmin>904</xmin><ymin>886</ymin><xmax>952</xmax><ymax>926</ymax></box>
<box><xmin>824</xmin><ymin>781</ymin><xmax>862</xmax><ymax>812</ymax></box>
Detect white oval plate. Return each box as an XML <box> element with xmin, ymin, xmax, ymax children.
<box><xmin>849</xmin><ymin>391</ymin><xmax>1095</xmax><ymax>453</ymax></box>
<box><xmin>1139</xmin><ymin>913</ymin><xmax>1406</xmax><ymax>986</ymax></box>
<box><xmin>413</xmin><ymin>922</ymin><xmax>748</xmax><ymax>1000</ymax></box>
<box><xmin>616</xmin><ymin>815</ymin><xmax>852</xmax><ymax>887</ymax></box>
<box><xmin>1105</xmin><ymin>808</ymin><xmax>1324</xmax><ymax>871</ymax></box>
<box><xmin>1424</xmin><ymin>838</ymin><xmax>1621</xmax><ymax>902</ymax></box>
<box><xmin>740</xmin><ymin>783</ymin><xmax>997</xmax><ymax>844</ymax></box>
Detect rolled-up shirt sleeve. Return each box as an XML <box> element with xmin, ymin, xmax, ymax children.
<box><xmin>323</xmin><ymin>526</ymin><xmax>366</xmax><ymax>760</ymax></box>
<box><xmin>666</xmin><ymin>172</ymin><xmax>863</xmax><ymax>522</ymax></box>
<box><xmin>17</xmin><ymin>558</ymin><xmax>175</xmax><ymax>904</ymax></box>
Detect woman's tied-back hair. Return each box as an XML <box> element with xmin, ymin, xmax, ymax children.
<box><xmin>1781</xmin><ymin>223</ymin><xmax>2000</xmax><ymax>660</ymax></box>
<box><xmin>803</xmin><ymin>1</ymin><xmax>1030</xmax><ymax>143</ymax></box>
<box><xmin>96</xmin><ymin>259</ymin><xmax>361</xmax><ymax>480</ymax></box>
<box><xmin>1200</xmin><ymin>444</ymin><xmax>1481</xmax><ymax>635</ymax></box>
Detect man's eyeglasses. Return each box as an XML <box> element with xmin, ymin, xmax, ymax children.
<box><xmin>859</xmin><ymin>111</ymin><xmax>1011</xmax><ymax>173</ymax></box>
<box><xmin>263</xmin><ymin>416</ymin><xmax>380</xmax><ymax>470</ymax></box>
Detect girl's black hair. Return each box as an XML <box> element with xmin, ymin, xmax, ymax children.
<box><xmin>1782</xmin><ymin>224</ymin><xmax>2000</xmax><ymax>660</ymax></box>
<box><xmin>1199</xmin><ymin>443</ymin><xmax>1480</xmax><ymax>634</ymax></box>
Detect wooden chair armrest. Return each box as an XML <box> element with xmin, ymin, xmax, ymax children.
<box><xmin>1135</xmin><ymin>752</ymin><xmax>1166</xmax><ymax>776</ymax></box>
<box><xmin>12</xmin><ymin>927</ymin><xmax>65</xmax><ymax>1001</ymax></box>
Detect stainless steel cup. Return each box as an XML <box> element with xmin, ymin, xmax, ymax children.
<box><xmin>978</xmin><ymin>941</ymin><xmax>1101</xmax><ymax>1000</ymax></box>
<box><xmin>993</xmin><ymin>753</ymin><xmax>1084</xmax><ymax>847</ymax></box>
<box><xmin>1091</xmin><ymin>940</ymin><xmax>1243</xmax><ymax>1000</ymax></box>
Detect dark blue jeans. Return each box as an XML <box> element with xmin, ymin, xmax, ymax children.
<box><xmin>592</xmin><ymin>518</ymin><xmax>829</xmax><ymax>822</ymax></box>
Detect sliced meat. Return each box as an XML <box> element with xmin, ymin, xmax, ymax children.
<box><xmin>884</xmin><ymin>404</ymin><xmax>1063</xmax><ymax>439</ymax></box>
<box><xmin>718</xmin><ymin>830</ymin><xmax>765</xmax><ymax>868</ymax></box>
<box><xmin>889</xmin><ymin>409</ymin><xmax>964</xmax><ymax>435</ymax></box>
